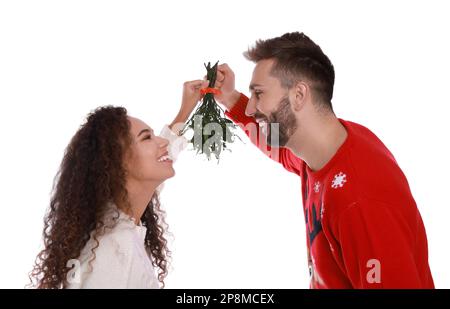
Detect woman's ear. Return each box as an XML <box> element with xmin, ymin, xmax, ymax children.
<box><xmin>291</xmin><ymin>81</ymin><xmax>308</xmax><ymax>112</ymax></box>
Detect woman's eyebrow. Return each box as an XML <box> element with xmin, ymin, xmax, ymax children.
<box><xmin>137</xmin><ymin>128</ymin><xmax>151</xmax><ymax>137</ymax></box>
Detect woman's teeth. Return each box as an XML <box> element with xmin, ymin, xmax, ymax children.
<box><xmin>158</xmin><ymin>155</ymin><xmax>171</xmax><ymax>162</ymax></box>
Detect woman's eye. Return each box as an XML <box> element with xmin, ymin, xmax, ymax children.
<box><xmin>143</xmin><ymin>135</ymin><xmax>152</xmax><ymax>140</ymax></box>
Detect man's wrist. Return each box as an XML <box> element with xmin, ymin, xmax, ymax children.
<box><xmin>221</xmin><ymin>90</ymin><xmax>241</xmax><ymax>111</ymax></box>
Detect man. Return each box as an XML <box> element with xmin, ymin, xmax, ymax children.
<box><xmin>215</xmin><ymin>32</ymin><xmax>434</xmax><ymax>288</ymax></box>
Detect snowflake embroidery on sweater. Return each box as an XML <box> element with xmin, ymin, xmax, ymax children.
<box><xmin>331</xmin><ymin>172</ymin><xmax>347</xmax><ymax>189</ymax></box>
<box><xmin>313</xmin><ymin>181</ymin><xmax>321</xmax><ymax>193</ymax></box>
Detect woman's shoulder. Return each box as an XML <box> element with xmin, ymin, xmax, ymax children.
<box><xmin>76</xmin><ymin>208</ymin><xmax>139</xmax><ymax>258</ymax></box>
<box><xmin>66</xmin><ymin>206</ymin><xmax>156</xmax><ymax>288</ymax></box>
<box><xmin>67</xmin><ymin>219</ymin><xmax>142</xmax><ymax>288</ymax></box>
<box><xmin>95</xmin><ymin>219</ymin><xmax>142</xmax><ymax>254</ymax></box>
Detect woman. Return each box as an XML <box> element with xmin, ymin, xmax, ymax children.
<box><xmin>29</xmin><ymin>80</ymin><xmax>208</xmax><ymax>288</ymax></box>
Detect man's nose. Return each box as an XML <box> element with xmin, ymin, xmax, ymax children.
<box><xmin>245</xmin><ymin>96</ymin><xmax>257</xmax><ymax>117</ymax></box>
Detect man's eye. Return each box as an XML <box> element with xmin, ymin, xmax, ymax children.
<box><xmin>143</xmin><ymin>135</ymin><xmax>152</xmax><ymax>140</ymax></box>
<box><xmin>255</xmin><ymin>91</ymin><xmax>262</xmax><ymax>99</ymax></box>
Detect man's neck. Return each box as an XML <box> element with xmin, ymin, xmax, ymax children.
<box><xmin>288</xmin><ymin>115</ymin><xmax>348</xmax><ymax>172</ymax></box>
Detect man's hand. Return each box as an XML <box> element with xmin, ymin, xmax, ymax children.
<box><xmin>169</xmin><ymin>79</ymin><xmax>209</xmax><ymax>133</ymax></box>
<box><xmin>213</xmin><ymin>63</ymin><xmax>241</xmax><ymax>111</ymax></box>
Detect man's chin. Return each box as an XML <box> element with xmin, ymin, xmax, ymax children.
<box><xmin>266</xmin><ymin>132</ymin><xmax>292</xmax><ymax>148</ymax></box>
<box><xmin>266</xmin><ymin>135</ymin><xmax>284</xmax><ymax>148</ymax></box>
<box><xmin>264</xmin><ymin>129</ymin><xmax>283</xmax><ymax>148</ymax></box>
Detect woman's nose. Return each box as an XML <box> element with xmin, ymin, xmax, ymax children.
<box><xmin>156</xmin><ymin>136</ymin><xmax>170</xmax><ymax>148</ymax></box>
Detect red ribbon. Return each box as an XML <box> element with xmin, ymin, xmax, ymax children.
<box><xmin>200</xmin><ymin>87</ymin><xmax>222</xmax><ymax>95</ymax></box>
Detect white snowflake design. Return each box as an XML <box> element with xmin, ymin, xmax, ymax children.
<box><xmin>313</xmin><ymin>181</ymin><xmax>321</xmax><ymax>193</ymax></box>
<box><xmin>331</xmin><ymin>172</ymin><xmax>347</xmax><ymax>189</ymax></box>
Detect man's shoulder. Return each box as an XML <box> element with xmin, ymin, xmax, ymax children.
<box><xmin>342</xmin><ymin>119</ymin><xmax>402</xmax><ymax>178</ymax></box>
<box><xmin>325</xmin><ymin>119</ymin><xmax>415</xmax><ymax>213</ymax></box>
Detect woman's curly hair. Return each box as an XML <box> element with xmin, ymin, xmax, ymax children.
<box><xmin>29</xmin><ymin>106</ymin><xmax>170</xmax><ymax>288</ymax></box>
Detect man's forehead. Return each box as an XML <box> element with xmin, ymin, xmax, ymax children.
<box><xmin>254</xmin><ymin>59</ymin><xmax>275</xmax><ymax>74</ymax></box>
<box><xmin>251</xmin><ymin>60</ymin><xmax>279</xmax><ymax>88</ymax></box>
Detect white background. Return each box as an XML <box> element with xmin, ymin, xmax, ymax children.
<box><xmin>0</xmin><ymin>0</ymin><xmax>449</xmax><ymax>288</ymax></box>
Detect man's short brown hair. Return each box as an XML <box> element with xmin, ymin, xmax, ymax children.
<box><xmin>244</xmin><ymin>32</ymin><xmax>335</xmax><ymax>111</ymax></box>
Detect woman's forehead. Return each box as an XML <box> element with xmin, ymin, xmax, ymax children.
<box><xmin>128</xmin><ymin>116</ymin><xmax>152</xmax><ymax>135</ymax></box>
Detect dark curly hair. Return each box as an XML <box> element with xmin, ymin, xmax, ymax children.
<box><xmin>29</xmin><ymin>106</ymin><xmax>170</xmax><ymax>288</ymax></box>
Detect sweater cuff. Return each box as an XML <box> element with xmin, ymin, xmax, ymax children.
<box><xmin>225</xmin><ymin>93</ymin><xmax>252</xmax><ymax>124</ymax></box>
<box><xmin>159</xmin><ymin>125</ymin><xmax>187</xmax><ymax>162</ymax></box>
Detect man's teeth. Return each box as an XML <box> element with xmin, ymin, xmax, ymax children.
<box><xmin>158</xmin><ymin>155</ymin><xmax>171</xmax><ymax>162</ymax></box>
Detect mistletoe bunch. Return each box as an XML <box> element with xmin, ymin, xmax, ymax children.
<box><xmin>182</xmin><ymin>61</ymin><xmax>238</xmax><ymax>161</ymax></box>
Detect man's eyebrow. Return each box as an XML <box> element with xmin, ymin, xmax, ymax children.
<box><xmin>249</xmin><ymin>83</ymin><xmax>262</xmax><ymax>91</ymax></box>
<box><xmin>137</xmin><ymin>129</ymin><xmax>152</xmax><ymax>137</ymax></box>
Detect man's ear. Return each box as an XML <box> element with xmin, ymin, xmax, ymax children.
<box><xmin>291</xmin><ymin>81</ymin><xmax>308</xmax><ymax>112</ymax></box>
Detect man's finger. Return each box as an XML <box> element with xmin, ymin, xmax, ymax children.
<box><xmin>218</xmin><ymin>63</ymin><xmax>230</xmax><ymax>73</ymax></box>
<box><xmin>216</xmin><ymin>71</ymin><xmax>225</xmax><ymax>83</ymax></box>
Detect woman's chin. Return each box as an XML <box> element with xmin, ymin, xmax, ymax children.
<box><xmin>167</xmin><ymin>168</ymin><xmax>175</xmax><ymax>179</ymax></box>
<box><xmin>164</xmin><ymin>167</ymin><xmax>176</xmax><ymax>179</ymax></box>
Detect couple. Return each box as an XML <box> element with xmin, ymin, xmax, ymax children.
<box><xmin>30</xmin><ymin>32</ymin><xmax>434</xmax><ymax>289</ymax></box>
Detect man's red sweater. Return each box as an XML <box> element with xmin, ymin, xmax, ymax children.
<box><xmin>225</xmin><ymin>93</ymin><xmax>434</xmax><ymax>289</ymax></box>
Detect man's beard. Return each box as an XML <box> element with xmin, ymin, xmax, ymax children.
<box><xmin>257</xmin><ymin>96</ymin><xmax>298</xmax><ymax>147</ymax></box>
